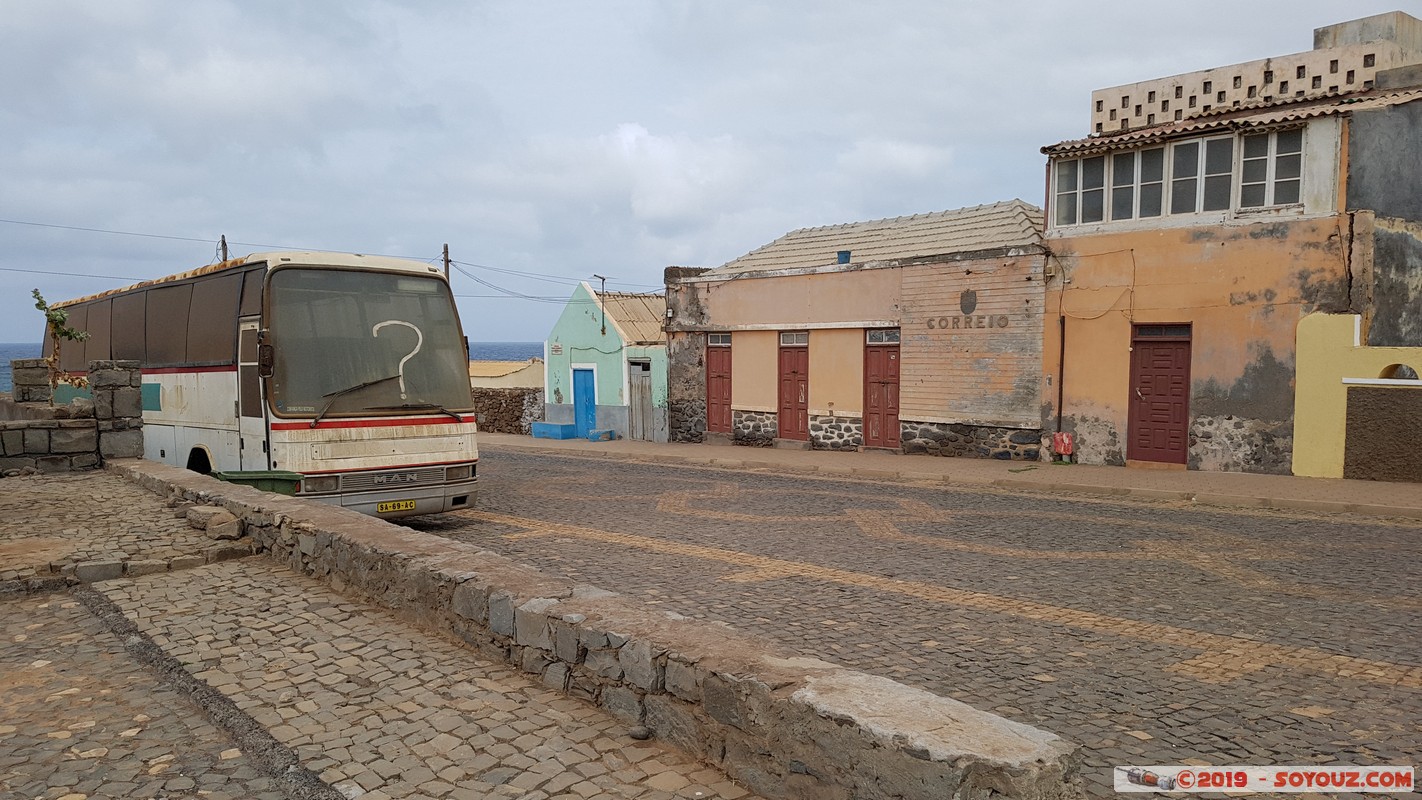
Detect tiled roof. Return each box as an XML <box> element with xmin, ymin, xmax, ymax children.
<box><xmin>712</xmin><ymin>200</ymin><xmax>1044</xmax><ymax>275</ymax></box>
<box><xmin>1043</xmin><ymin>88</ymin><xmax>1422</xmax><ymax>157</ymax></box>
<box><xmin>596</xmin><ymin>291</ymin><xmax>667</xmax><ymax>344</ymax></box>
<box><xmin>467</xmin><ymin>359</ymin><xmax>541</xmax><ymax>378</ymax></box>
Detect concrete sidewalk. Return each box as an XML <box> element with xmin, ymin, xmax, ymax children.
<box><xmin>479</xmin><ymin>433</ymin><xmax>1422</xmax><ymax>518</ymax></box>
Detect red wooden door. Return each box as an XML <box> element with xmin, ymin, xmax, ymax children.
<box><xmin>706</xmin><ymin>345</ymin><xmax>732</xmax><ymax>433</ymax></box>
<box><xmin>863</xmin><ymin>344</ymin><xmax>900</xmax><ymax>448</ymax></box>
<box><xmin>1126</xmin><ymin>329</ymin><xmax>1191</xmax><ymax>464</ymax></box>
<box><xmin>778</xmin><ymin>345</ymin><xmax>809</xmax><ymax>440</ymax></box>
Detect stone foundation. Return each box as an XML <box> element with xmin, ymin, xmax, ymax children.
<box><xmin>1188</xmin><ymin>415</ymin><xmax>1292</xmax><ymax>474</ymax></box>
<box><xmin>666</xmin><ymin>333</ymin><xmax>708</xmax><ymax>443</ymax></box>
<box><xmin>668</xmin><ymin>398</ymin><xmax>707</xmax><ymax>443</ymax></box>
<box><xmin>732</xmin><ymin>410</ymin><xmax>776</xmax><ymax>446</ymax></box>
<box><xmin>900</xmin><ymin>421</ymin><xmax>1042</xmax><ymax>460</ymax></box>
<box><xmin>810</xmin><ymin>416</ymin><xmax>863</xmax><ymax>451</ymax></box>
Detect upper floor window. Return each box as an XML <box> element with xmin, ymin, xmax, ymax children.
<box><xmin>1051</xmin><ymin>127</ymin><xmax>1305</xmax><ymax>228</ymax></box>
<box><xmin>1240</xmin><ymin>128</ymin><xmax>1302</xmax><ymax>208</ymax></box>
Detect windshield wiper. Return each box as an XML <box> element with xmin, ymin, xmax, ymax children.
<box><xmin>363</xmin><ymin>402</ymin><xmax>465</xmax><ymax>423</ymax></box>
<box><xmin>310</xmin><ymin>374</ymin><xmax>401</xmax><ymax>428</ymax></box>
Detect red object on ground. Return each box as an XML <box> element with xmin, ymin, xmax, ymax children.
<box><xmin>1052</xmin><ymin>432</ymin><xmax>1074</xmax><ymax>456</ymax></box>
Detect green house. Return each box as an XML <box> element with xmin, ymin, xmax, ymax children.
<box><xmin>543</xmin><ymin>282</ymin><xmax>668</xmax><ymax>441</ymax></box>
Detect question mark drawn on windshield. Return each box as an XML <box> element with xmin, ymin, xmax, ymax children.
<box><xmin>372</xmin><ymin>320</ymin><xmax>423</xmax><ymax>400</ymax></box>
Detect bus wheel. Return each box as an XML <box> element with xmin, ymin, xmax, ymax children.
<box><xmin>186</xmin><ymin>448</ymin><xmax>213</xmax><ymax>475</ymax></box>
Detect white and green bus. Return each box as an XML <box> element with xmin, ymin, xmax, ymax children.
<box><xmin>49</xmin><ymin>251</ymin><xmax>479</xmax><ymax>517</ymax></box>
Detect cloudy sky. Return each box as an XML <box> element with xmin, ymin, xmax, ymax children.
<box><xmin>0</xmin><ymin>0</ymin><xmax>1405</xmax><ymax>345</ymax></box>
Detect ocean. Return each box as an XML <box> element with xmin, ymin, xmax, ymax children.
<box><xmin>0</xmin><ymin>341</ymin><xmax>541</xmax><ymax>393</ymax></box>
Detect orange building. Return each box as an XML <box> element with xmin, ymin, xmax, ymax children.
<box><xmin>665</xmin><ymin>201</ymin><xmax>1049</xmax><ymax>458</ymax></box>
<box><xmin>1039</xmin><ymin>12</ymin><xmax>1422</xmax><ymax>473</ymax></box>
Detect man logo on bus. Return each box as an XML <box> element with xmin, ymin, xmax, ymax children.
<box><xmin>960</xmin><ymin>289</ymin><xmax>978</xmax><ymax>315</ymax></box>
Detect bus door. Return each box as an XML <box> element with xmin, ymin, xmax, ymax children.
<box><xmin>238</xmin><ymin>318</ymin><xmax>270</xmax><ymax>470</ymax></box>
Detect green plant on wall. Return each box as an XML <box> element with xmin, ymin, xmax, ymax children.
<box><xmin>32</xmin><ymin>288</ymin><xmax>90</xmax><ymax>404</ymax></box>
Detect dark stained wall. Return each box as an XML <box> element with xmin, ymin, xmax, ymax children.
<box><xmin>1347</xmin><ymin>100</ymin><xmax>1422</xmax><ymax>222</ymax></box>
<box><xmin>1367</xmin><ymin>224</ymin><xmax>1422</xmax><ymax>347</ymax></box>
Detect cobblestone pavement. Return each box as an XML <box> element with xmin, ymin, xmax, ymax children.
<box><xmin>407</xmin><ymin>449</ymin><xmax>1422</xmax><ymax>798</ymax></box>
<box><xmin>0</xmin><ymin>593</ymin><xmax>289</xmax><ymax>799</ymax></box>
<box><xmin>98</xmin><ymin>559</ymin><xmax>759</xmax><ymax>800</ymax></box>
<box><xmin>0</xmin><ymin>471</ymin><xmax>226</xmax><ymax>588</ymax></box>
<box><xmin>2</xmin><ymin>468</ymin><xmax>761</xmax><ymax>800</ymax></box>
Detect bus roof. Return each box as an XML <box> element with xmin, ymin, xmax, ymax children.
<box><xmin>56</xmin><ymin>250</ymin><xmax>445</xmax><ymax>308</ymax></box>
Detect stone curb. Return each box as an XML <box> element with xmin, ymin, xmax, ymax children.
<box><xmin>483</xmin><ymin>442</ymin><xmax>1422</xmax><ymax>519</ymax></box>
<box><xmin>106</xmin><ymin>459</ymin><xmax>1086</xmax><ymax>800</ymax></box>
<box><xmin>0</xmin><ymin>541</ymin><xmax>255</xmax><ymax>597</ymax></box>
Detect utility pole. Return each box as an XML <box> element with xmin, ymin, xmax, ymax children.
<box><xmin>442</xmin><ymin>243</ymin><xmax>451</xmax><ymax>277</ymax></box>
<box><xmin>592</xmin><ymin>274</ymin><xmax>607</xmax><ymax>335</ymax></box>
<box><xmin>220</xmin><ymin>235</ymin><xmax>228</xmax><ymax>262</ymax></box>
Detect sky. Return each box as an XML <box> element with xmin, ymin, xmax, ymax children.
<box><xmin>1</xmin><ymin>0</ymin><xmax>1409</xmax><ymax>344</ymax></box>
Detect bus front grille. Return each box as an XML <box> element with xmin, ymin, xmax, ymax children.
<box><xmin>339</xmin><ymin>467</ymin><xmax>447</xmax><ymax>492</ymax></box>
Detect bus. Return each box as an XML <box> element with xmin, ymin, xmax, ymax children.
<box><xmin>47</xmin><ymin>251</ymin><xmax>479</xmax><ymax>517</ymax></box>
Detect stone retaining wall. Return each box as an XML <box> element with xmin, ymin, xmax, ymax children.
<box><xmin>1</xmin><ymin>359</ymin><xmax>143</xmax><ymax>474</ymax></box>
<box><xmin>810</xmin><ymin>415</ymin><xmax>863</xmax><ymax>451</ymax></box>
<box><xmin>471</xmin><ymin>387</ymin><xmax>545</xmax><ymax>435</ymax></box>
<box><xmin>111</xmin><ymin>459</ymin><xmax>1083</xmax><ymax>800</ymax></box>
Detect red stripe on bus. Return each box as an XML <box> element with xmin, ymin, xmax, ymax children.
<box><xmin>270</xmin><ymin>415</ymin><xmax>476</xmax><ymax>430</ymax></box>
<box><xmin>301</xmin><ymin>458</ymin><xmax>478</xmax><ymax>476</ymax></box>
<box><xmin>143</xmin><ymin>365</ymin><xmax>239</xmax><ymax>375</ymax></box>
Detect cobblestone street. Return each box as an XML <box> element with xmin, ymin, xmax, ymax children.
<box><xmin>1</xmin><ymin>468</ymin><xmax>760</xmax><ymax>800</ymax></box>
<box><xmin>409</xmin><ymin>448</ymin><xmax>1422</xmax><ymax>798</ymax></box>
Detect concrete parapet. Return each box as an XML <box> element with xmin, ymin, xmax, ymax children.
<box><xmin>108</xmin><ymin>458</ymin><xmax>1085</xmax><ymax>800</ymax></box>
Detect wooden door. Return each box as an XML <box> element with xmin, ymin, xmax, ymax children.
<box><xmin>706</xmin><ymin>345</ymin><xmax>732</xmax><ymax>433</ymax></box>
<box><xmin>863</xmin><ymin>343</ymin><xmax>900</xmax><ymax>449</ymax></box>
<box><xmin>1126</xmin><ymin>327</ymin><xmax>1191</xmax><ymax>464</ymax></box>
<box><xmin>777</xmin><ymin>344</ymin><xmax>809</xmax><ymax>440</ymax></box>
<box><xmin>629</xmin><ymin>362</ymin><xmax>652</xmax><ymax>440</ymax></box>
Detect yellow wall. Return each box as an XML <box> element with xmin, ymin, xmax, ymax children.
<box><xmin>731</xmin><ymin>331</ymin><xmax>778</xmax><ymax>411</ymax></box>
<box><xmin>808</xmin><ymin>329</ymin><xmax>863</xmax><ymax>416</ymax></box>
<box><xmin>1292</xmin><ymin>312</ymin><xmax>1422</xmax><ymax>477</ymax></box>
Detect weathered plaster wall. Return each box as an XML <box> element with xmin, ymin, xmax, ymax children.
<box><xmin>682</xmin><ymin>268</ymin><xmax>900</xmax><ymax>330</ymax></box>
<box><xmin>1366</xmin><ymin>217</ymin><xmax>1422</xmax><ymax>347</ymax></box>
<box><xmin>1291</xmin><ymin>312</ymin><xmax>1422</xmax><ymax>478</ymax></box>
<box><xmin>730</xmin><ymin>331</ymin><xmax>777</xmax><ymax>412</ymax></box>
<box><xmin>807</xmin><ymin>329</ymin><xmax>862</xmax><ymax>417</ymax></box>
<box><xmin>1045</xmin><ymin>216</ymin><xmax>1354</xmax><ymax>472</ymax></box>
<box><xmin>900</xmin><ymin>255</ymin><xmax>1046</xmax><ymax>429</ymax></box>
<box><xmin>545</xmin><ymin>283</ymin><xmax>627</xmax><ymax>413</ymax></box>
<box><xmin>1347</xmin><ymin>98</ymin><xmax>1422</xmax><ymax>222</ymax></box>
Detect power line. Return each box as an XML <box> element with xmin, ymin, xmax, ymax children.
<box><xmin>0</xmin><ymin>217</ymin><xmax>214</xmax><ymax>244</ymax></box>
<box><xmin>0</xmin><ymin>265</ymin><xmax>145</xmax><ymax>281</ymax></box>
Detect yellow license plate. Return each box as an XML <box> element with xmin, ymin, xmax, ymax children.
<box><xmin>377</xmin><ymin>500</ymin><xmax>417</xmax><ymax>514</ymax></box>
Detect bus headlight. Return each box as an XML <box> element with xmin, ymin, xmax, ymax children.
<box><xmin>445</xmin><ymin>464</ymin><xmax>473</xmax><ymax>482</ymax></box>
<box><xmin>303</xmin><ymin>475</ymin><xmax>340</xmax><ymax>494</ymax></box>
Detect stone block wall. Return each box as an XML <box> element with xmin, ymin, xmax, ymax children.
<box><xmin>472</xmin><ymin>387</ymin><xmax>545</xmax><ymax>435</ymax></box>
<box><xmin>900</xmin><ymin>421</ymin><xmax>1043</xmax><ymax>460</ymax></box>
<box><xmin>0</xmin><ymin>359</ymin><xmax>143</xmax><ymax>475</ymax></box>
<box><xmin>666</xmin><ymin>332</ymin><xmax>708</xmax><ymax>443</ymax></box>
<box><xmin>731</xmin><ymin>409</ymin><xmax>776</xmax><ymax>446</ymax></box>
<box><xmin>112</xmin><ymin>458</ymin><xmax>1085</xmax><ymax>800</ymax></box>
<box><xmin>810</xmin><ymin>415</ymin><xmax>863</xmax><ymax>451</ymax></box>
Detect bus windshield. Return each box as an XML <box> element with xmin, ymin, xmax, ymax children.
<box><xmin>267</xmin><ymin>268</ymin><xmax>473</xmax><ymax>417</ymax></box>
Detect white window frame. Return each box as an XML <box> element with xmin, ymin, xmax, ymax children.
<box><xmin>1239</xmin><ymin>127</ymin><xmax>1304</xmax><ymax>209</ymax></box>
<box><xmin>708</xmin><ymin>333</ymin><xmax>731</xmax><ymax>346</ymax></box>
<box><xmin>1049</xmin><ymin>126</ymin><xmax>1306</xmax><ymax>229</ymax></box>
<box><xmin>866</xmin><ymin>328</ymin><xmax>900</xmax><ymax>345</ymax></box>
<box><xmin>779</xmin><ymin>331</ymin><xmax>809</xmax><ymax>346</ymax></box>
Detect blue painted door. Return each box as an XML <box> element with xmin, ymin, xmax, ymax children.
<box><xmin>573</xmin><ymin>368</ymin><xmax>596</xmax><ymax>437</ymax></box>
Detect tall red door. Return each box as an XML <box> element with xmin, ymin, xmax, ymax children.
<box><xmin>706</xmin><ymin>345</ymin><xmax>732</xmax><ymax>433</ymax></box>
<box><xmin>863</xmin><ymin>343</ymin><xmax>900</xmax><ymax>448</ymax></box>
<box><xmin>778</xmin><ymin>345</ymin><xmax>809</xmax><ymax>440</ymax></box>
<box><xmin>1126</xmin><ymin>326</ymin><xmax>1191</xmax><ymax>464</ymax></box>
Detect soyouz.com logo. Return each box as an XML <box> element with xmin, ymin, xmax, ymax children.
<box><xmin>1115</xmin><ymin>765</ymin><xmax>1415</xmax><ymax>793</ymax></box>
